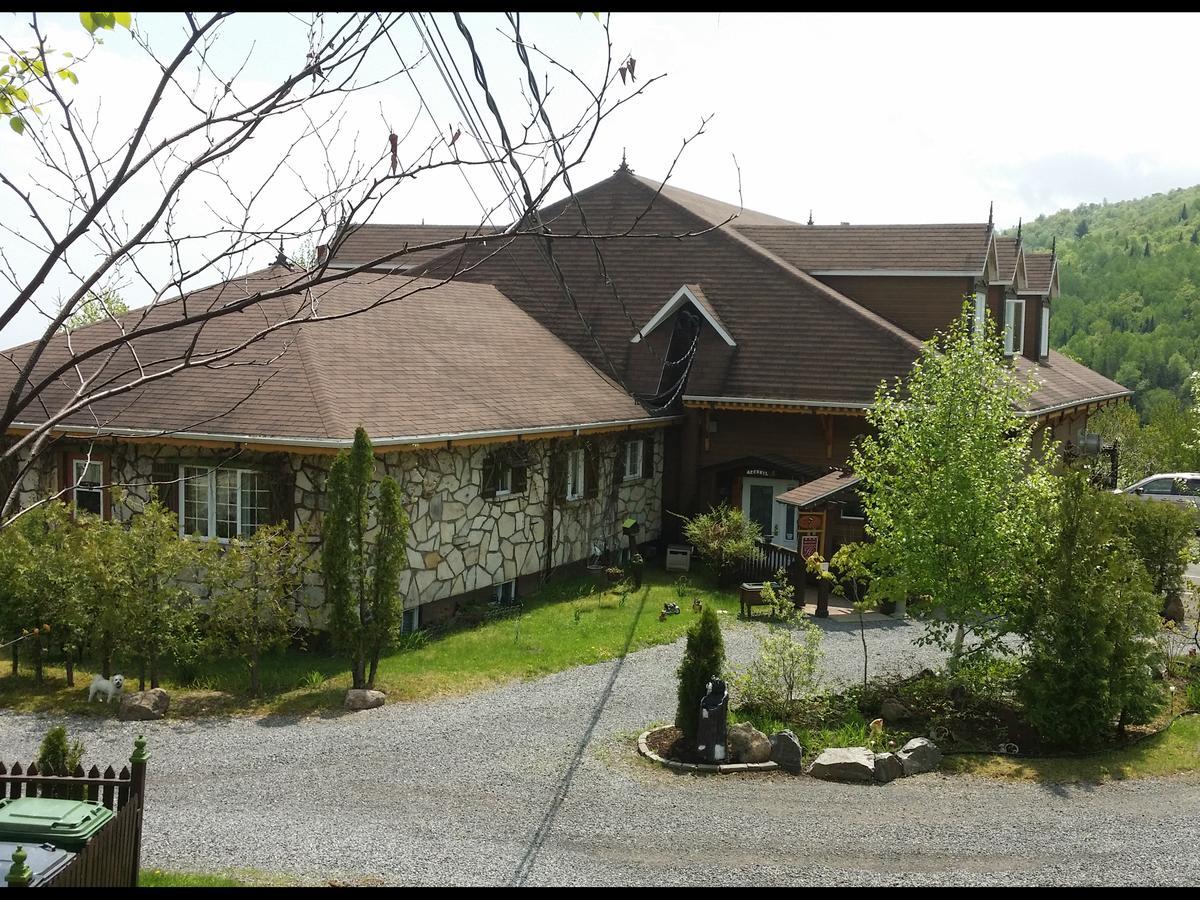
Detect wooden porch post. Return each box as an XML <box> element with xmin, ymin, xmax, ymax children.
<box><xmin>128</xmin><ymin>735</ymin><xmax>149</xmax><ymax>889</ymax></box>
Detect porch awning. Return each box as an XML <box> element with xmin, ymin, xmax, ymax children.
<box><xmin>775</xmin><ymin>470</ymin><xmax>860</xmax><ymax>508</ymax></box>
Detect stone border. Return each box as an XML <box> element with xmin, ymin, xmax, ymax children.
<box><xmin>637</xmin><ymin>727</ymin><xmax>779</xmax><ymax>775</ymax></box>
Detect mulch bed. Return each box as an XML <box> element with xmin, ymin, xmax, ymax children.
<box><xmin>645</xmin><ymin>725</ymin><xmax>710</xmax><ymax>765</ymax></box>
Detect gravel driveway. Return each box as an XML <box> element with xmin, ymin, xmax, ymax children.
<box><xmin>2</xmin><ymin>612</ymin><xmax>1199</xmax><ymax>886</ymax></box>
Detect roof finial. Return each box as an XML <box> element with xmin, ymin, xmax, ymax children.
<box><xmin>1051</xmin><ymin>235</ymin><xmax>1056</xmax><ymax>260</ymax></box>
<box><xmin>987</xmin><ymin>201</ymin><xmax>994</xmax><ymax>231</ymax></box>
<box><xmin>807</xmin><ymin>209</ymin><xmax>814</xmax><ymax>226</ymax></box>
<box><xmin>274</xmin><ymin>238</ymin><xmax>288</xmax><ymax>268</ymax></box>
<box><xmin>1016</xmin><ymin>217</ymin><xmax>1022</xmax><ymax>245</ymax></box>
<box><xmin>615</xmin><ymin>149</ymin><xmax>632</xmax><ymax>174</ymax></box>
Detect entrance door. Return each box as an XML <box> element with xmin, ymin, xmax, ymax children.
<box><xmin>741</xmin><ymin>478</ymin><xmax>799</xmax><ymax>550</ymax></box>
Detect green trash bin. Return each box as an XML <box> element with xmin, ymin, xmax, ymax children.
<box><xmin>0</xmin><ymin>797</ymin><xmax>114</xmax><ymax>851</ymax></box>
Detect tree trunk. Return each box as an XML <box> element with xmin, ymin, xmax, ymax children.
<box><xmin>101</xmin><ymin>634</ymin><xmax>113</xmax><ymax>680</ymax></box>
<box><xmin>860</xmin><ymin>612</ymin><xmax>868</xmax><ymax>687</ymax></box>
<box><xmin>250</xmin><ymin>649</ymin><xmax>261</xmax><ymax>698</ymax></box>
<box><xmin>150</xmin><ymin>654</ymin><xmax>159</xmax><ymax>689</ymax></box>
<box><xmin>10</xmin><ymin>641</ymin><xmax>17</xmax><ymax>676</ymax></box>
<box><xmin>138</xmin><ymin>659</ymin><xmax>146</xmax><ymax>692</ymax></box>
<box><xmin>32</xmin><ymin>639</ymin><xmax>43</xmax><ymax>684</ymax></box>
<box><xmin>949</xmin><ymin>623</ymin><xmax>966</xmax><ymax>671</ymax></box>
<box><xmin>65</xmin><ymin>655</ymin><xmax>74</xmax><ymax>688</ymax></box>
<box><xmin>367</xmin><ymin>646</ymin><xmax>379</xmax><ymax>690</ymax></box>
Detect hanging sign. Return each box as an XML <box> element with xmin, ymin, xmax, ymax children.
<box><xmin>800</xmin><ymin>534</ymin><xmax>820</xmax><ymax>559</ymax></box>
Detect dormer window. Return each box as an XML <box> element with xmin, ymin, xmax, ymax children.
<box><xmin>1004</xmin><ymin>297</ymin><xmax>1025</xmax><ymax>356</ymax></box>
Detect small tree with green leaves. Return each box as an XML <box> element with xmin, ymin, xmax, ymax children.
<box><xmin>1116</xmin><ymin>492</ymin><xmax>1198</xmax><ymax>599</ymax></box>
<box><xmin>675</xmin><ymin>603</ymin><xmax>725</xmax><ymax>741</ymax></box>
<box><xmin>830</xmin><ymin>542</ymin><xmax>875</xmax><ymax>687</ymax></box>
<box><xmin>205</xmin><ymin>523</ymin><xmax>307</xmax><ymax>698</ymax></box>
<box><xmin>322</xmin><ymin>427</ymin><xmax>410</xmax><ymax>690</ymax></box>
<box><xmin>1019</xmin><ymin>470</ymin><xmax>1165</xmax><ymax>746</ymax></box>
<box><xmin>682</xmin><ymin>503</ymin><xmax>762</xmax><ymax>586</ymax></box>
<box><xmin>850</xmin><ymin>303</ymin><xmax>1056</xmax><ymax>669</ymax></box>
<box><xmin>37</xmin><ymin>725</ymin><xmax>85</xmax><ymax>799</ymax></box>
<box><xmin>120</xmin><ymin>501</ymin><xmax>204</xmax><ymax>689</ymax></box>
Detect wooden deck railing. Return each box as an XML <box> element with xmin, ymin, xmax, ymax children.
<box><xmin>737</xmin><ymin>540</ymin><xmax>801</xmax><ymax>586</ymax></box>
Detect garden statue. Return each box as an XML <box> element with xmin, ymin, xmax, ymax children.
<box><xmin>697</xmin><ymin>677</ymin><xmax>729</xmax><ymax>763</ymax></box>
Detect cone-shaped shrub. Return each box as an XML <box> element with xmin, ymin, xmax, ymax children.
<box><xmin>675</xmin><ymin>603</ymin><xmax>725</xmax><ymax>741</ymax></box>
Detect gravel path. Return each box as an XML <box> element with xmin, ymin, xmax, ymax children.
<box><xmin>2</xmin><ymin>613</ymin><xmax>1199</xmax><ymax>886</ymax></box>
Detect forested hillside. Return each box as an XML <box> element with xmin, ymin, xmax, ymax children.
<box><xmin>1010</xmin><ymin>184</ymin><xmax>1200</xmax><ymax>417</ymax></box>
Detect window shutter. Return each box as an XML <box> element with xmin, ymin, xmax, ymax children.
<box><xmin>512</xmin><ymin>463</ymin><xmax>527</xmax><ymax>495</ymax></box>
<box><xmin>267</xmin><ymin>462</ymin><xmax>296</xmax><ymax>527</ymax></box>
<box><xmin>584</xmin><ymin>445</ymin><xmax>599</xmax><ymax>500</ymax></box>
<box><xmin>152</xmin><ymin>461</ymin><xmax>180</xmax><ymax>515</ymax></box>
<box><xmin>642</xmin><ymin>435</ymin><xmax>654</xmax><ymax>478</ymax></box>
<box><xmin>481</xmin><ymin>453</ymin><xmax>498</xmax><ymax>500</ymax></box>
<box><xmin>550</xmin><ymin>450</ymin><xmax>566</xmax><ymax>502</ymax></box>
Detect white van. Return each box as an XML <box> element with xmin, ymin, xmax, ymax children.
<box><xmin>1116</xmin><ymin>473</ymin><xmax>1200</xmax><ymax>510</ymax></box>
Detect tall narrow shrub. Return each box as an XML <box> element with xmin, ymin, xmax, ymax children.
<box><xmin>322</xmin><ymin>428</ymin><xmax>410</xmax><ymax>690</ymax></box>
<box><xmin>675</xmin><ymin>604</ymin><xmax>725</xmax><ymax>741</ymax></box>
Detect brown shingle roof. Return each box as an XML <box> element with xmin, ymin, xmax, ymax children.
<box><xmin>736</xmin><ymin>223</ymin><xmax>991</xmax><ymax>273</ymax></box>
<box><xmin>776</xmin><ymin>470</ymin><xmax>861</xmax><ymax>508</ymax></box>
<box><xmin>994</xmin><ymin>236</ymin><xmax>1020</xmax><ymax>282</ymax></box>
<box><xmin>1017</xmin><ymin>351</ymin><xmax>1131</xmax><ymax>415</ymax></box>
<box><xmin>1</xmin><ymin>269</ymin><xmax>656</xmax><ymax>445</ymax></box>
<box><xmin>629</xmin><ymin>175</ymin><xmax>803</xmax><ymax>228</ymax></box>
<box><xmin>1021</xmin><ymin>253</ymin><xmax>1055</xmax><ymax>295</ymax></box>
<box><xmin>321</xmin><ymin>224</ymin><xmax>497</xmax><ymax>272</ymax></box>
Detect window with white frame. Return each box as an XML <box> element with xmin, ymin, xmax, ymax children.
<box><xmin>495</xmin><ymin>463</ymin><xmax>513</xmax><ymax>497</ymax></box>
<box><xmin>493</xmin><ymin>579</ymin><xmax>517</xmax><ymax>604</ymax></box>
<box><xmin>566</xmin><ymin>447</ymin><xmax>585</xmax><ymax>500</ymax></box>
<box><xmin>1040</xmin><ymin>303</ymin><xmax>1050</xmax><ymax>357</ymax></box>
<box><xmin>401</xmin><ymin>606</ymin><xmax>420</xmax><ymax>634</ymax></box>
<box><xmin>973</xmin><ymin>289</ymin><xmax>987</xmax><ymax>337</ymax></box>
<box><xmin>1003</xmin><ymin>297</ymin><xmax>1025</xmax><ymax>355</ymax></box>
<box><xmin>72</xmin><ymin>459</ymin><xmax>104</xmax><ymax>517</ymax></box>
<box><xmin>179</xmin><ymin>465</ymin><xmax>269</xmax><ymax>540</ymax></box>
<box><xmin>623</xmin><ymin>439</ymin><xmax>644</xmax><ymax>481</ymax></box>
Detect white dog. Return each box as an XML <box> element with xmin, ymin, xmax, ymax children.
<box><xmin>87</xmin><ymin>673</ymin><xmax>125</xmax><ymax>703</ymax></box>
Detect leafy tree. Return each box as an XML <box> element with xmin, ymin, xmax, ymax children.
<box><xmin>730</xmin><ymin>597</ymin><xmax>822</xmax><ymax>720</ymax></box>
<box><xmin>63</xmin><ymin>288</ymin><xmax>129</xmax><ymax>332</ymax></box>
<box><xmin>682</xmin><ymin>503</ymin><xmax>762</xmax><ymax>586</ymax></box>
<box><xmin>321</xmin><ymin>427</ymin><xmax>410</xmax><ymax>690</ymax></box>
<box><xmin>1075</xmin><ymin>219</ymin><xmax>1089</xmax><ymax>238</ymax></box>
<box><xmin>1117</xmin><ymin>493</ymin><xmax>1198</xmax><ymax>599</ymax></box>
<box><xmin>205</xmin><ymin>522</ymin><xmax>308</xmax><ymax>697</ymax></box>
<box><xmin>1182</xmin><ymin>203</ymin><xmax>1189</xmax><ymax>221</ymax></box>
<box><xmin>75</xmin><ymin>512</ymin><xmax>130</xmax><ymax>680</ymax></box>
<box><xmin>1019</xmin><ymin>471</ymin><xmax>1165</xmax><ymax>746</ymax></box>
<box><xmin>119</xmin><ymin>501</ymin><xmax>203</xmax><ymax>689</ymax></box>
<box><xmin>675</xmin><ymin>603</ymin><xmax>725</xmax><ymax>741</ymax></box>
<box><xmin>850</xmin><ymin>303</ymin><xmax>1055</xmax><ymax>668</ymax></box>
<box><xmin>830</xmin><ymin>542</ymin><xmax>875</xmax><ymax>686</ymax></box>
<box><xmin>0</xmin><ymin>502</ymin><xmax>81</xmax><ymax>682</ymax></box>
<box><xmin>1144</xmin><ymin>240</ymin><xmax>1152</xmax><ymax>257</ymax></box>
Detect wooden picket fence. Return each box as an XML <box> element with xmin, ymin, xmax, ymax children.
<box><xmin>0</xmin><ymin>736</ymin><xmax>148</xmax><ymax>888</ymax></box>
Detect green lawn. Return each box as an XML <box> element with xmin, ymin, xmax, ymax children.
<box><xmin>1</xmin><ymin>567</ymin><xmax>741</xmax><ymax>718</ymax></box>
<box><xmin>944</xmin><ymin>714</ymin><xmax>1200</xmax><ymax>782</ymax></box>
<box><xmin>139</xmin><ymin>869</ymin><xmax>247</xmax><ymax>887</ymax></box>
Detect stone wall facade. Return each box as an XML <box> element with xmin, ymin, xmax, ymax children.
<box><xmin>11</xmin><ymin>427</ymin><xmax>665</xmax><ymax>626</ymax></box>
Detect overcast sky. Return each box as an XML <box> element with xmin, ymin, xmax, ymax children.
<box><xmin>4</xmin><ymin>11</ymin><xmax>1200</xmax><ymax>347</ymax></box>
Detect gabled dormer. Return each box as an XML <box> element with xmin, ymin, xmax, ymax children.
<box><xmin>632</xmin><ymin>284</ymin><xmax>735</xmax><ymax>409</ymax></box>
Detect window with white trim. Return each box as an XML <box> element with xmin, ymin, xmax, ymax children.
<box><xmin>401</xmin><ymin>606</ymin><xmax>420</xmax><ymax>634</ymax></box>
<box><xmin>493</xmin><ymin>579</ymin><xmax>517</xmax><ymax>604</ymax></box>
<box><xmin>179</xmin><ymin>465</ymin><xmax>269</xmax><ymax>540</ymax></box>
<box><xmin>566</xmin><ymin>447</ymin><xmax>586</xmax><ymax>501</ymax></box>
<box><xmin>1039</xmin><ymin>304</ymin><xmax>1050</xmax><ymax>357</ymax></box>
<box><xmin>72</xmin><ymin>460</ymin><xmax>104</xmax><ymax>517</ymax></box>
<box><xmin>623</xmin><ymin>439</ymin><xmax>644</xmax><ymax>481</ymax></box>
<box><xmin>495</xmin><ymin>464</ymin><xmax>513</xmax><ymax>497</ymax></box>
<box><xmin>1003</xmin><ymin>297</ymin><xmax>1025</xmax><ymax>356</ymax></box>
<box><xmin>973</xmin><ymin>290</ymin><xmax>987</xmax><ymax>337</ymax></box>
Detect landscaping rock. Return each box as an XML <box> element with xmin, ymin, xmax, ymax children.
<box><xmin>727</xmin><ymin>722</ymin><xmax>772</xmax><ymax>763</ymax></box>
<box><xmin>880</xmin><ymin>697</ymin><xmax>912</xmax><ymax>724</ymax></box>
<box><xmin>896</xmin><ymin>737</ymin><xmax>943</xmax><ymax>776</ymax></box>
<box><xmin>344</xmin><ymin>689</ymin><xmax>386</xmax><ymax>710</ymax></box>
<box><xmin>806</xmin><ymin>746</ymin><xmax>875</xmax><ymax>783</ymax></box>
<box><xmin>118</xmin><ymin>688</ymin><xmax>170</xmax><ymax>721</ymax></box>
<box><xmin>769</xmin><ymin>730</ymin><xmax>805</xmax><ymax>772</ymax></box>
<box><xmin>873</xmin><ymin>751</ymin><xmax>904</xmax><ymax>784</ymax></box>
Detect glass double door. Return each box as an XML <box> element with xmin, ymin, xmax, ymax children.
<box><xmin>741</xmin><ymin>477</ymin><xmax>799</xmax><ymax>551</ymax></box>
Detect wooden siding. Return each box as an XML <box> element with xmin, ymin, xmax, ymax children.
<box><xmin>815</xmin><ymin>275</ymin><xmax>976</xmax><ymax>340</ymax></box>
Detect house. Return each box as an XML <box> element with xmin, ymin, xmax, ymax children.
<box><xmin>327</xmin><ymin>160</ymin><xmax>1129</xmax><ymax>563</ymax></box>
<box><xmin>2</xmin><ymin>161</ymin><xmax>1130</xmax><ymax>626</ymax></box>
<box><xmin>0</xmin><ymin>270</ymin><xmax>670</xmax><ymax>628</ymax></box>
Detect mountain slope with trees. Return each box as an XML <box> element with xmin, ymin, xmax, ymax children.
<box><xmin>1011</xmin><ymin>184</ymin><xmax>1200</xmax><ymax>416</ymax></box>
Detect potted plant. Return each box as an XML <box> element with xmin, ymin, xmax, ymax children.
<box><xmin>604</xmin><ymin>565</ymin><xmax>625</xmax><ymax>585</ymax></box>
